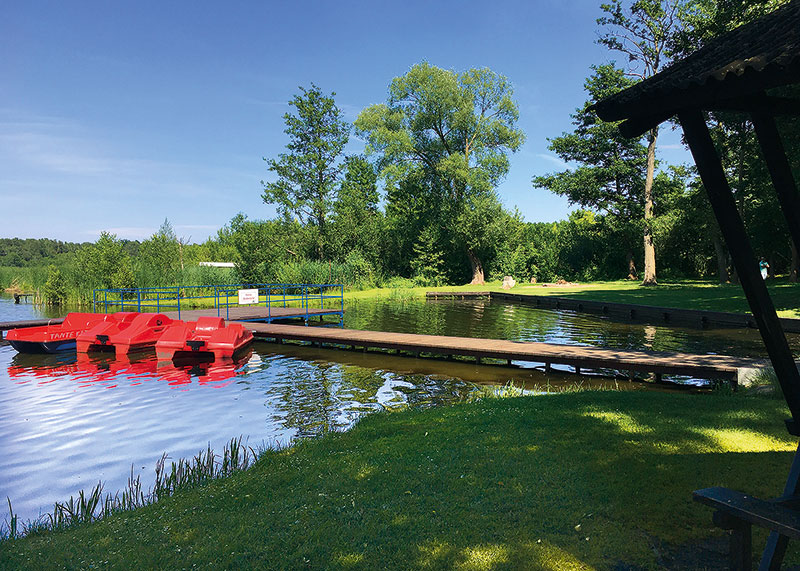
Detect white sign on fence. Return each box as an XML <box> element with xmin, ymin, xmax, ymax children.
<box><xmin>238</xmin><ymin>288</ymin><xmax>259</xmax><ymax>305</ymax></box>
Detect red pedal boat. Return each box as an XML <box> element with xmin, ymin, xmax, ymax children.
<box><xmin>76</xmin><ymin>312</ymin><xmax>174</xmax><ymax>355</ymax></box>
<box><xmin>5</xmin><ymin>313</ymin><xmax>112</xmax><ymax>354</ymax></box>
<box><xmin>156</xmin><ymin>316</ymin><xmax>253</xmax><ymax>361</ymax></box>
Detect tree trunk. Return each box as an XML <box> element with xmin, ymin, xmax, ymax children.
<box><xmin>712</xmin><ymin>233</ymin><xmax>729</xmax><ymax>283</ymax></box>
<box><xmin>641</xmin><ymin>126</ymin><xmax>658</xmax><ymax>286</ymax></box>
<box><xmin>626</xmin><ymin>250</ymin><xmax>637</xmax><ymax>280</ymax></box>
<box><xmin>467</xmin><ymin>248</ymin><xmax>485</xmax><ymax>285</ymax></box>
<box><xmin>791</xmin><ymin>240</ymin><xmax>799</xmax><ymax>283</ymax></box>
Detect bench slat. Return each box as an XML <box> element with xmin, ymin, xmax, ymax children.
<box><xmin>694</xmin><ymin>487</ymin><xmax>800</xmax><ymax>539</ymax></box>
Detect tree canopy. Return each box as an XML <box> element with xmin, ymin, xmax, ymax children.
<box><xmin>262</xmin><ymin>84</ymin><xmax>350</xmax><ymax>259</ymax></box>
<box><xmin>356</xmin><ymin>62</ymin><xmax>524</xmax><ymax>284</ymax></box>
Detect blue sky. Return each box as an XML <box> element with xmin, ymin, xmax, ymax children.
<box><xmin>1</xmin><ymin>0</ymin><xmax>689</xmax><ymax>243</ymax></box>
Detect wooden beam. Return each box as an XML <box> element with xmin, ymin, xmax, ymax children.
<box><xmin>678</xmin><ymin>108</ymin><xmax>800</xmax><ymax>428</ymax></box>
<box><xmin>750</xmin><ymin>103</ymin><xmax>800</xmax><ymax>256</ymax></box>
<box><xmin>618</xmin><ymin>95</ymin><xmax>800</xmax><ymax>138</ymax></box>
<box><xmin>713</xmin><ymin>95</ymin><xmax>800</xmax><ymax>117</ymax></box>
<box><xmin>596</xmin><ymin>62</ymin><xmax>800</xmax><ymax>125</ymax></box>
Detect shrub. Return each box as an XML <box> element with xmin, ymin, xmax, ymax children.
<box><xmin>42</xmin><ymin>265</ymin><xmax>67</xmax><ymax>305</ymax></box>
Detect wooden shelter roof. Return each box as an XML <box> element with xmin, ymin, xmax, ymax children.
<box><xmin>593</xmin><ymin>0</ymin><xmax>800</xmax><ymax>136</ymax></box>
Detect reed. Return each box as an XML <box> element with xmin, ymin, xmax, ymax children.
<box><xmin>1</xmin><ymin>436</ymin><xmax>260</xmax><ymax>541</ymax></box>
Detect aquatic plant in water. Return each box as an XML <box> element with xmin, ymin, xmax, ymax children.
<box><xmin>0</xmin><ymin>436</ymin><xmax>264</xmax><ymax>541</ymax></box>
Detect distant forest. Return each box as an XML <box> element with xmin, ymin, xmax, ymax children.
<box><xmin>0</xmin><ymin>238</ymin><xmax>146</xmax><ymax>267</ymax></box>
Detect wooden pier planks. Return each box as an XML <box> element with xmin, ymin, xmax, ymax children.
<box><xmin>162</xmin><ymin>306</ymin><xmax>341</xmax><ymax>322</ymax></box>
<box><xmin>0</xmin><ymin>317</ymin><xmax>64</xmax><ymax>332</ymax></box>
<box><xmin>243</xmin><ymin>322</ymin><xmax>763</xmax><ymax>381</ymax></box>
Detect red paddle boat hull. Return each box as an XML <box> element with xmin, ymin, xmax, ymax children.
<box><xmin>6</xmin><ymin>313</ymin><xmax>112</xmax><ymax>354</ymax></box>
<box><xmin>76</xmin><ymin>312</ymin><xmax>175</xmax><ymax>354</ymax></box>
<box><xmin>156</xmin><ymin>316</ymin><xmax>253</xmax><ymax>361</ymax></box>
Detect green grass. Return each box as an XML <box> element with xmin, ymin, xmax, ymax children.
<box><xmin>3</xmin><ymin>390</ymin><xmax>798</xmax><ymax>570</ymax></box>
<box><xmin>347</xmin><ymin>279</ymin><xmax>800</xmax><ymax>319</ymax></box>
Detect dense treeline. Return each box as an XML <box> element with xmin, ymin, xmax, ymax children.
<box><xmin>0</xmin><ymin>238</ymin><xmax>88</xmax><ymax>267</ymax></box>
<box><xmin>2</xmin><ymin>0</ymin><xmax>798</xmax><ymax>304</ymax></box>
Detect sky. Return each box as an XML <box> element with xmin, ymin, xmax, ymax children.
<box><xmin>1</xmin><ymin>0</ymin><xmax>690</xmax><ymax>244</ymax></box>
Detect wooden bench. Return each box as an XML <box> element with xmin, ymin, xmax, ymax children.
<box><xmin>693</xmin><ymin>486</ymin><xmax>800</xmax><ymax>570</ymax></box>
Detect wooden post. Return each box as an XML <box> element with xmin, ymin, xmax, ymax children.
<box><xmin>679</xmin><ymin>109</ymin><xmax>800</xmax><ymax>429</ymax></box>
<box><xmin>751</xmin><ymin>105</ymin><xmax>800</xmax><ymax>256</ymax></box>
<box><xmin>760</xmin><ymin>442</ymin><xmax>800</xmax><ymax>568</ymax></box>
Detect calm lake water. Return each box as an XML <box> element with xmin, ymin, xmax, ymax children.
<box><xmin>0</xmin><ymin>294</ymin><xmax>795</xmax><ymax>525</ymax></box>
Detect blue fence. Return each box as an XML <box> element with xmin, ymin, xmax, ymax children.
<box><xmin>92</xmin><ymin>284</ymin><xmax>344</xmax><ymax>321</ymax></box>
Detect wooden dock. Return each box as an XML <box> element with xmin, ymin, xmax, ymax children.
<box><xmin>427</xmin><ymin>291</ymin><xmax>800</xmax><ymax>333</ymax></box>
<box><xmin>243</xmin><ymin>322</ymin><xmax>764</xmax><ymax>383</ymax></box>
<box><xmin>0</xmin><ymin>308</ymin><xmax>768</xmax><ymax>383</ymax></box>
<box><xmin>163</xmin><ymin>306</ymin><xmax>341</xmax><ymax>323</ymax></box>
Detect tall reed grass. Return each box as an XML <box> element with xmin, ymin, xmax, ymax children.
<box><xmin>1</xmin><ymin>437</ymin><xmax>266</xmax><ymax>541</ymax></box>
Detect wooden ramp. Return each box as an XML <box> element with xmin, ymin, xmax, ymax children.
<box><xmin>243</xmin><ymin>323</ymin><xmax>764</xmax><ymax>383</ymax></box>
<box><xmin>163</xmin><ymin>306</ymin><xmax>341</xmax><ymax>322</ymax></box>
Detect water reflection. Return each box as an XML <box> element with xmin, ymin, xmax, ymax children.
<box><xmin>7</xmin><ymin>350</ymin><xmax>252</xmax><ymax>390</ymax></box>
<box><xmin>0</xmin><ymin>341</ymin><xmax>476</xmax><ymax>523</ymax></box>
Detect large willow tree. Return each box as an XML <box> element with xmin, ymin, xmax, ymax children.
<box><xmin>355</xmin><ymin>63</ymin><xmax>524</xmax><ymax>284</ymax></box>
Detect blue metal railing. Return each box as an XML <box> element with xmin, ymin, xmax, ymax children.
<box><xmin>92</xmin><ymin>283</ymin><xmax>344</xmax><ymax>322</ymax></box>
<box><xmin>213</xmin><ymin>283</ymin><xmax>344</xmax><ymax>321</ymax></box>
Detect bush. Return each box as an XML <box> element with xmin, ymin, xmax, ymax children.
<box><xmin>266</xmin><ymin>255</ymin><xmax>377</xmax><ymax>290</ymax></box>
<box><xmin>42</xmin><ymin>265</ymin><xmax>67</xmax><ymax>305</ymax></box>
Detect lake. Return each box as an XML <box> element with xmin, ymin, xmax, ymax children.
<box><xmin>0</xmin><ymin>294</ymin><xmax>793</xmax><ymax>525</ymax></box>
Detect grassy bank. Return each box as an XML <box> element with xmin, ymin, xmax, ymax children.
<box><xmin>2</xmin><ymin>390</ymin><xmax>797</xmax><ymax>569</ymax></box>
<box><xmin>348</xmin><ymin>279</ymin><xmax>800</xmax><ymax>319</ymax></box>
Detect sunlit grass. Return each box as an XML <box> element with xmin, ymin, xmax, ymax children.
<box><xmin>347</xmin><ymin>279</ymin><xmax>800</xmax><ymax>319</ymax></box>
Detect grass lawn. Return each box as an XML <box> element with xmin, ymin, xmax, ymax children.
<box><xmin>349</xmin><ymin>279</ymin><xmax>800</xmax><ymax>319</ymax></box>
<box><xmin>3</xmin><ymin>390</ymin><xmax>798</xmax><ymax>570</ymax></box>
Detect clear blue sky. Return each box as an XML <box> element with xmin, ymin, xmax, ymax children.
<box><xmin>1</xmin><ymin>0</ymin><xmax>689</xmax><ymax>243</ymax></box>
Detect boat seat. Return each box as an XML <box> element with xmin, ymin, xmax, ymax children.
<box><xmin>196</xmin><ymin>316</ymin><xmax>225</xmax><ymax>332</ymax></box>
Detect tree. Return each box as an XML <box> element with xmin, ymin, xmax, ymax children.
<box><xmin>672</xmin><ymin>0</ymin><xmax>797</xmax><ymax>281</ymax></box>
<box><xmin>227</xmin><ymin>214</ymin><xmax>305</xmax><ymax>284</ymax></box>
<box><xmin>410</xmin><ymin>226</ymin><xmax>446</xmax><ymax>286</ymax></box>
<box><xmin>262</xmin><ymin>84</ymin><xmax>350</xmax><ymax>260</ymax></box>
<box><xmin>76</xmin><ymin>232</ymin><xmax>136</xmax><ymax>291</ymax></box>
<box><xmin>534</xmin><ymin>65</ymin><xmax>648</xmax><ymax>279</ymax></box>
<box><xmin>329</xmin><ymin>155</ymin><xmax>384</xmax><ymax>267</ymax></box>
<box><xmin>138</xmin><ymin>218</ymin><xmax>181</xmax><ymax>287</ymax></box>
<box><xmin>356</xmin><ymin>63</ymin><xmax>524</xmax><ymax>284</ymax></box>
<box><xmin>42</xmin><ymin>265</ymin><xmax>67</xmax><ymax>305</ymax></box>
<box><xmin>597</xmin><ymin>0</ymin><xmax>681</xmax><ymax>285</ymax></box>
